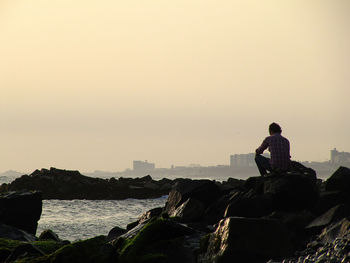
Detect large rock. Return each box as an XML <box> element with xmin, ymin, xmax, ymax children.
<box><xmin>306</xmin><ymin>204</ymin><xmax>350</xmax><ymax>230</ymax></box>
<box><xmin>0</xmin><ymin>223</ymin><xmax>37</xmax><ymax>241</ymax></box>
<box><xmin>164</xmin><ymin>179</ymin><xmax>221</xmax><ymax>216</ymax></box>
<box><xmin>311</xmin><ymin>190</ymin><xmax>349</xmax><ymax>216</ymax></box>
<box><xmin>115</xmin><ymin>218</ymin><xmax>198</xmax><ymax>263</ymax></box>
<box><xmin>325</xmin><ymin>166</ymin><xmax>350</xmax><ymax>192</ymax></box>
<box><xmin>0</xmin><ymin>191</ymin><xmax>42</xmax><ymax>235</ymax></box>
<box><xmin>172</xmin><ymin>198</ymin><xmax>205</xmax><ymax>222</ymax></box>
<box><xmin>263</xmin><ymin>171</ymin><xmax>319</xmax><ymax>211</ymax></box>
<box><xmin>224</xmin><ymin>189</ymin><xmax>273</xmax><ymax>218</ymax></box>
<box><xmin>198</xmin><ymin>217</ymin><xmax>293</xmax><ymax>263</ymax></box>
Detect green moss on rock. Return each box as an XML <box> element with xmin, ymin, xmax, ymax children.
<box><xmin>118</xmin><ymin>218</ymin><xmax>194</xmax><ymax>263</ymax></box>
<box><xmin>44</xmin><ymin>235</ymin><xmax>114</xmax><ymax>263</ymax></box>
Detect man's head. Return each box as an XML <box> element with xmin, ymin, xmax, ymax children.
<box><xmin>269</xmin><ymin>122</ymin><xmax>282</xmax><ymax>135</ymax></box>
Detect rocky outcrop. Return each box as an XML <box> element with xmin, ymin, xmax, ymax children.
<box><xmin>112</xmin><ymin>217</ymin><xmax>198</xmax><ymax>263</ymax></box>
<box><xmin>2</xmin><ymin>167</ymin><xmax>173</xmax><ymax>200</ymax></box>
<box><xmin>0</xmin><ymin>191</ymin><xmax>42</xmax><ymax>235</ymax></box>
<box><xmin>198</xmin><ymin>217</ymin><xmax>293</xmax><ymax>263</ymax></box>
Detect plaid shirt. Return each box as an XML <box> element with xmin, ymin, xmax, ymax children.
<box><xmin>256</xmin><ymin>133</ymin><xmax>291</xmax><ymax>170</ymax></box>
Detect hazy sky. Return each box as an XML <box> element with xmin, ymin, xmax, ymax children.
<box><xmin>1</xmin><ymin>0</ymin><xmax>349</xmax><ymax>173</ymax></box>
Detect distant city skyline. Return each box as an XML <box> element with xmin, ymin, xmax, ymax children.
<box><xmin>1</xmin><ymin>148</ymin><xmax>347</xmax><ymax>175</ymax></box>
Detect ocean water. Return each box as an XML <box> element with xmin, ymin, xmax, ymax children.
<box><xmin>37</xmin><ymin>196</ymin><xmax>168</xmax><ymax>241</ymax></box>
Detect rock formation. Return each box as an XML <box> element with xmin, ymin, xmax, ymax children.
<box><xmin>1</xmin><ymin>167</ymin><xmax>173</xmax><ymax>200</ymax></box>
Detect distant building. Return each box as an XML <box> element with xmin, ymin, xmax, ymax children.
<box><xmin>230</xmin><ymin>153</ymin><xmax>270</xmax><ymax>167</ymax></box>
<box><xmin>230</xmin><ymin>153</ymin><xmax>255</xmax><ymax>167</ymax></box>
<box><xmin>133</xmin><ymin>160</ymin><xmax>155</xmax><ymax>172</ymax></box>
<box><xmin>330</xmin><ymin>148</ymin><xmax>350</xmax><ymax>165</ymax></box>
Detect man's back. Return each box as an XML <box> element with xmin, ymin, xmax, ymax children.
<box><xmin>256</xmin><ymin>133</ymin><xmax>291</xmax><ymax>170</ymax></box>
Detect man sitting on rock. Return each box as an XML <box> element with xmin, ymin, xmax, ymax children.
<box><xmin>255</xmin><ymin>122</ymin><xmax>291</xmax><ymax>176</ymax></box>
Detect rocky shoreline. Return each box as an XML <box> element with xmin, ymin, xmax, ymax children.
<box><xmin>0</xmin><ymin>167</ymin><xmax>174</xmax><ymax>200</ymax></box>
<box><xmin>1</xmin><ymin>164</ymin><xmax>350</xmax><ymax>262</ymax></box>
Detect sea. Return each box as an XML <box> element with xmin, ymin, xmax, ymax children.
<box><xmin>36</xmin><ymin>197</ymin><xmax>168</xmax><ymax>241</ymax></box>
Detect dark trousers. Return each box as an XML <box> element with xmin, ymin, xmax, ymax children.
<box><xmin>255</xmin><ymin>155</ymin><xmax>271</xmax><ymax>176</ymax></box>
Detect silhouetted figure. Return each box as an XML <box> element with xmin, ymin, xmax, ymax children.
<box><xmin>255</xmin><ymin>122</ymin><xmax>291</xmax><ymax>176</ymax></box>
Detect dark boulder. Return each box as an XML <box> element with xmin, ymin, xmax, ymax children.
<box><xmin>0</xmin><ymin>191</ymin><xmax>42</xmax><ymax>235</ymax></box>
<box><xmin>39</xmin><ymin>229</ymin><xmax>61</xmax><ymax>242</ymax></box>
<box><xmin>244</xmin><ymin>176</ymin><xmax>266</xmax><ymax>194</ymax></box>
<box><xmin>306</xmin><ymin>204</ymin><xmax>350</xmax><ymax>230</ymax></box>
<box><xmin>138</xmin><ymin>207</ymin><xmax>163</xmax><ymax>225</ymax></box>
<box><xmin>267</xmin><ymin>210</ymin><xmax>315</xmax><ymax>249</ymax></box>
<box><xmin>198</xmin><ymin>217</ymin><xmax>293</xmax><ymax>263</ymax></box>
<box><xmin>171</xmin><ymin>198</ymin><xmax>205</xmax><ymax>223</ymax></box>
<box><xmin>126</xmin><ymin>207</ymin><xmax>163</xmax><ymax>231</ymax></box>
<box><xmin>312</xmin><ymin>190</ymin><xmax>349</xmax><ymax>216</ymax></box>
<box><xmin>0</xmin><ymin>223</ymin><xmax>37</xmax><ymax>241</ymax></box>
<box><xmin>202</xmin><ymin>192</ymin><xmax>236</xmax><ymax>225</ymax></box>
<box><xmin>164</xmin><ymin>179</ymin><xmax>221</xmax><ymax>216</ymax></box>
<box><xmin>290</xmin><ymin>161</ymin><xmax>317</xmax><ymax>177</ymax></box>
<box><xmin>325</xmin><ymin>166</ymin><xmax>350</xmax><ymax>192</ymax></box>
<box><xmin>44</xmin><ymin>235</ymin><xmax>116</xmax><ymax>263</ymax></box>
<box><xmin>263</xmin><ymin>171</ymin><xmax>319</xmax><ymax>211</ymax></box>
<box><xmin>224</xmin><ymin>189</ymin><xmax>273</xmax><ymax>218</ymax></box>
<box><xmin>115</xmin><ymin>218</ymin><xmax>198</xmax><ymax>263</ymax></box>
<box><xmin>107</xmin><ymin>226</ymin><xmax>127</xmax><ymax>242</ymax></box>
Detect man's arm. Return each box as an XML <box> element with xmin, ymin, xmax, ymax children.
<box><xmin>256</xmin><ymin>138</ymin><xmax>269</xmax><ymax>155</ymax></box>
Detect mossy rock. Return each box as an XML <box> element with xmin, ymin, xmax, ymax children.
<box><xmin>118</xmin><ymin>218</ymin><xmax>195</xmax><ymax>263</ymax></box>
<box><xmin>42</xmin><ymin>235</ymin><xmax>115</xmax><ymax>263</ymax></box>
<box><xmin>0</xmin><ymin>238</ymin><xmax>65</xmax><ymax>263</ymax></box>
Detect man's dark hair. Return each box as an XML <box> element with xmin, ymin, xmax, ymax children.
<box><xmin>269</xmin><ymin>122</ymin><xmax>282</xmax><ymax>134</ymax></box>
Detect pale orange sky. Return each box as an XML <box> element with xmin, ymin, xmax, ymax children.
<box><xmin>0</xmin><ymin>0</ymin><xmax>349</xmax><ymax>173</ymax></box>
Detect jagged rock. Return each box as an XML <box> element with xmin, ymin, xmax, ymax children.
<box><xmin>290</xmin><ymin>161</ymin><xmax>317</xmax><ymax>177</ymax></box>
<box><xmin>171</xmin><ymin>198</ymin><xmax>205</xmax><ymax>222</ymax></box>
<box><xmin>126</xmin><ymin>221</ymin><xmax>139</xmax><ymax>231</ymax></box>
<box><xmin>0</xmin><ymin>223</ymin><xmax>36</xmax><ymax>241</ymax></box>
<box><xmin>325</xmin><ymin>166</ymin><xmax>350</xmax><ymax>192</ymax></box>
<box><xmin>244</xmin><ymin>176</ymin><xmax>266</xmax><ymax>194</ymax></box>
<box><xmin>39</xmin><ymin>229</ymin><xmax>61</xmax><ymax>242</ymax></box>
<box><xmin>106</xmin><ymin>226</ymin><xmax>127</xmax><ymax>242</ymax></box>
<box><xmin>115</xmin><ymin>218</ymin><xmax>197</xmax><ymax>263</ymax></box>
<box><xmin>138</xmin><ymin>207</ymin><xmax>163</xmax><ymax>225</ymax></box>
<box><xmin>224</xmin><ymin>189</ymin><xmax>273</xmax><ymax>218</ymax></box>
<box><xmin>198</xmin><ymin>217</ymin><xmax>293</xmax><ymax>263</ymax></box>
<box><xmin>202</xmin><ymin>192</ymin><xmax>235</xmax><ymax>225</ymax></box>
<box><xmin>164</xmin><ymin>179</ymin><xmax>221</xmax><ymax>216</ymax></box>
<box><xmin>0</xmin><ymin>191</ymin><xmax>42</xmax><ymax>235</ymax></box>
<box><xmin>306</xmin><ymin>204</ymin><xmax>350</xmax><ymax>230</ymax></box>
<box><xmin>312</xmin><ymin>190</ymin><xmax>349</xmax><ymax>215</ymax></box>
<box><xmin>318</xmin><ymin>218</ymin><xmax>350</xmax><ymax>244</ymax></box>
<box><xmin>263</xmin><ymin>171</ymin><xmax>319</xmax><ymax>211</ymax></box>
<box><xmin>125</xmin><ymin>207</ymin><xmax>163</xmax><ymax>232</ymax></box>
